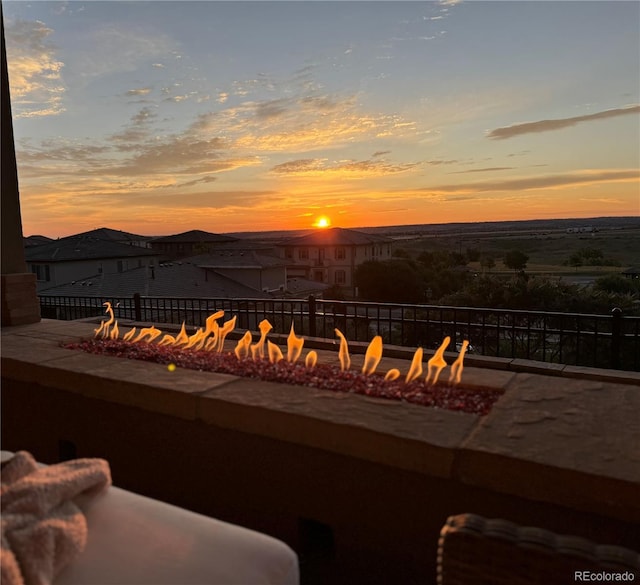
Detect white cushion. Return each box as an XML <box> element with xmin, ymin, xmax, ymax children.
<box><xmin>1</xmin><ymin>452</ymin><xmax>299</xmax><ymax>585</ymax></box>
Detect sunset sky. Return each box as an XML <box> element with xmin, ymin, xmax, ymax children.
<box><xmin>4</xmin><ymin>0</ymin><xmax>639</xmax><ymax>238</ymax></box>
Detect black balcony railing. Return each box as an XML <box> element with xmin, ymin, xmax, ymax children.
<box><xmin>39</xmin><ymin>294</ymin><xmax>640</xmax><ymax>371</ymax></box>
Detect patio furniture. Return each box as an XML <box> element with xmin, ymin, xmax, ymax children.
<box><xmin>437</xmin><ymin>513</ymin><xmax>639</xmax><ymax>585</ymax></box>
<box><xmin>1</xmin><ymin>451</ymin><xmax>299</xmax><ymax>585</ymax></box>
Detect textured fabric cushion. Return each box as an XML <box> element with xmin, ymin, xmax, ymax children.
<box><xmin>1</xmin><ymin>453</ymin><xmax>299</xmax><ymax>585</ymax></box>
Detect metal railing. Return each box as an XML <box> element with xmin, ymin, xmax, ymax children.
<box><xmin>39</xmin><ymin>294</ymin><xmax>640</xmax><ymax>371</ymax></box>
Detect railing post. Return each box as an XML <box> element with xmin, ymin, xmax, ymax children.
<box><xmin>308</xmin><ymin>294</ymin><xmax>316</xmax><ymax>337</ymax></box>
<box><xmin>134</xmin><ymin>292</ymin><xmax>141</xmax><ymax>321</ymax></box>
<box><xmin>611</xmin><ymin>307</ymin><xmax>622</xmax><ymax>370</ymax></box>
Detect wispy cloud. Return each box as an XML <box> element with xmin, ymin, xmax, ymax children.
<box><xmin>422</xmin><ymin>169</ymin><xmax>639</xmax><ymax>194</ymax></box>
<box><xmin>109</xmin><ymin>106</ymin><xmax>157</xmax><ymax>145</ymax></box>
<box><xmin>69</xmin><ymin>23</ymin><xmax>176</xmax><ymax>79</ymax></box>
<box><xmin>5</xmin><ymin>19</ymin><xmax>65</xmax><ymax>117</ymax></box>
<box><xmin>451</xmin><ymin>167</ymin><xmax>513</xmax><ymax>174</ymax></box>
<box><xmin>488</xmin><ymin>105</ymin><xmax>640</xmax><ymax>140</ymax></box>
<box><xmin>126</xmin><ymin>87</ymin><xmax>153</xmax><ymax>97</ymax></box>
<box><xmin>193</xmin><ymin>91</ymin><xmax>417</xmax><ymax>154</ymax></box>
<box><xmin>270</xmin><ymin>157</ymin><xmax>420</xmax><ymax>178</ymax></box>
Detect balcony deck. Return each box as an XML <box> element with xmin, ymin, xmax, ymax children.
<box><xmin>2</xmin><ymin>319</ymin><xmax>639</xmax><ymax>584</ymax></box>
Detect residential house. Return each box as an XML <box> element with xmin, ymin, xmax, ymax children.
<box><xmin>70</xmin><ymin>227</ymin><xmax>153</xmax><ymax>248</ymax></box>
<box><xmin>37</xmin><ymin>261</ymin><xmax>270</xmax><ymax>299</ymax></box>
<box><xmin>188</xmin><ymin>250</ymin><xmax>287</xmax><ymax>294</ymax></box>
<box><xmin>25</xmin><ymin>235</ymin><xmax>159</xmax><ymax>292</ymax></box>
<box><xmin>23</xmin><ymin>235</ymin><xmax>53</xmax><ymax>248</ymax></box>
<box><xmin>277</xmin><ymin>227</ymin><xmax>393</xmax><ymax>295</ymax></box>
<box><xmin>150</xmin><ymin>230</ymin><xmax>238</xmax><ymax>260</ymax></box>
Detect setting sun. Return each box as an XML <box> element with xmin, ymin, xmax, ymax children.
<box><xmin>313</xmin><ymin>216</ymin><xmax>331</xmax><ymax>228</ymax></box>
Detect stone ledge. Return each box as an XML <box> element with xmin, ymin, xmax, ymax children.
<box><xmin>458</xmin><ymin>372</ymin><xmax>640</xmax><ymax>522</ymax></box>
<box><xmin>198</xmin><ymin>377</ymin><xmax>478</xmax><ymax>478</ymax></box>
<box><xmin>1</xmin><ymin>319</ymin><xmax>638</xmax><ymax>524</ymax></box>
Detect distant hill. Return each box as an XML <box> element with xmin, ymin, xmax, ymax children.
<box><xmin>226</xmin><ymin>216</ymin><xmax>640</xmax><ymax>241</ymax></box>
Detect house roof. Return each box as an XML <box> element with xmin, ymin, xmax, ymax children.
<box><xmin>25</xmin><ymin>236</ymin><xmax>159</xmax><ymax>262</ymax></box>
<box><xmin>24</xmin><ymin>235</ymin><xmax>54</xmax><ymax>248</ymax></box>
<box><xmin>150</xmin><ymin>230</ymin><xmax>238</xmax><ymax>244</ymax></box>
<box><xmin>186</xmin><ymin>251</ymin><xmax>287</xmax><ymax>270</ymax></box>
<box><xmin>38</xmin><ymin>263</ymin><xmax>271</xmax><ymax>299</ymax></box>
<box><xmin>284</xmin><ymin>277</ymin><xmax>331</xmax><ymax>296</ymax></box>
<box><xmin>281</xmin><ymin>227</ymin><xmax>392</xmax><ymax>247</ymax></box>
<box><xmin>72</xmin><ymin>227</ymin><xmax>151</xmax><ymax>243</ymax></box>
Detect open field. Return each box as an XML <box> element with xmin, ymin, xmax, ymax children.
<box><xmin>392</xmin><ymin>223</ymin><xmax>640</xmax><ymax>271</ymax></box>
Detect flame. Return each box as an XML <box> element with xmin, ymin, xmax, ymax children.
<box><xmin>362</xmin><ymin>335</ymin><xmax>383</xmax><ymax>375</ymax></box>
<box><xmin>448</xmin><ymin>340</ymin><xmax>468</xmax><ymax>386</ymax></box>
<box><xmin>406</xmin><ymin>347</ymin><xmax>423</xmax><ymax>383</ymax></box>
<box><xmin>384</xmin><ymin>369</ymin><xmax>400</xmax><ymax>381</ymax></box>
<box><xmin>235</xmin><ymin>331</ymin><xmax>253</xmax><ymax>360</ymax></box>
<box><xmin>305</xmin><ymin>351</ymin><xmax>318</xmax><ymax>368</ymax></box>
<box><xmin>216</xmin><ymin>316</ymin><xmax>237</xmax><ymax>352</ymax></box>
<box><xmin>267</xmin><ymin>340</ymin><xmax>283</xmax><ymax>363</ymax></box>
<box><xmin>426</xmin><ymin>336</ymin><xmax>450</xmax><ymax>386</ymax></box>
<box><xmin>205</xmin><ymin>310</ymin><xmax>224</xmax><ymax>335</ymax></box>
<box><xmin>95</xmin><ymin>302</ymin><xmax>115</xmax><ymax>339</ymax></box>
<box><xmin>185</xmin><ymin>327</ymin><xmax>206</xmax><ymax>350</ymax></box>
<box><xmin>174</xmin><ymin>323</ymin><xmax>190</xmax><ymax>346</ymax></box>
<box><xmin>334</xmin><ymin>328</ymin><xmax>351</xmax><ymax>371</ymax></box>
<box><xmin>204</xmin><ymin>321</ymin><xmax>220</xmax><ymax>351</ymax></box>
<box><xmin>132</xmin><ymin>326</ymin><xmax>162</xmax><ymax>343</ymax></box>
<box><xmin>158</xmin><ymin>333</ymin><xmax>176</xmax><ymax>346</ymax></box>
<box><xmin>122</xmin><ymin>327</ymin><xmax>137</xmax><ymax>342</ymax></box>
<box><xmin>287</xmin><ymin>323</ymin><xmax>305</xmax><ymax>363</ymax></box>
<box><xmin>251</xmin><ymin>319</ymin><xmax>273</xmax><ymax>360</ymax></box>
<box><xmin>91</xmin><ymin>304</ymin><xmax>469</xmax><ymax>389</ymax></box>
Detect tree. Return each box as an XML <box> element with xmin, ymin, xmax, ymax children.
<box><xmin>594</xmin><ymin>274</ymin><xmax>638</xmax><ymax>296</ymax></box>
<box><xmin>503</xmin><ymin>249</ymin><xmax>529</xmax><ymax>272</ymax></box>
<box><xmin>466</xmin><ymin>247</ymin><xmax>481</xmax><ymax>262</ymax></box>
<box><xmin>480</xmin><ymin>254</ymin><xmax>495</xmax><ymax>273</ymax></box>
<box><xmin>355</xmin><ymin>260</ymin><xmax>424</xmax><ymax>303</ymax></box>
<box><xmin>568</xmin><ymin>252</ymin><xmax>583</xmax><ymax>270</ymax></box>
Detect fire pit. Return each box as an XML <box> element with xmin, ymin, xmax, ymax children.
<box><xmin>65</xmin><ymin>303</ymin><xmax>503</xmax><ymax>416</ymax></box>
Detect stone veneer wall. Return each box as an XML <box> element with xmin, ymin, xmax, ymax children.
<box><xmin>2</xmin><ymin>320</ymin><xmax>639</xmax><ymax>584</ymax></box>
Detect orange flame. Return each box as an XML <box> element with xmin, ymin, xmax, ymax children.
<box><xmin>157</xmin><ymin>333</ymin><xmax>176</xmax><ymax>346</ymax></box>
<box><xmin>251</xmin><ymin>319</ymin><xmax>273</xmax><ymax>359</ymax></box>
<box><xmin>95</xmin><ymin>302</ymin><xmax>115</xmax><ymax>339</ymax></box>
<box><xmin>448</xmin><ymin>340</ymin><xmax>468</xmax><ymax>386</ymax></box>
<box><xmin>384</xmin><ymin>369</ymin><xmax>400</xmax><ymax>381</ymax></box>
<box><xmin>234</xmin><ymin>331</ymin><xmax>253</xmax><ymax>360</ymax></box>
<box><xmin>426</xmin><ymin>336</ymin><xmax>450</xmax><ymax>385</ymax></box>
<box><xmin>174</xmin><ymin>323</ymin><xmax>189</xmax><ymax>346</ymax></box>
<box><xmin>205</xmin><ymin>310</ymin><xmax>224</xmax><ymax>336</ymax></box>
<box><xmin>362</xmin><ymin>335</ymin><xmax>383</xmax><ymax>375</ymax></box>
<box><xmin>287</xmin><ymin>323</ymin><xmax>305</xmax><ymax>363</ymax></box>
<box><xmin>406</xmin><ymin>347</ymin><xmax>423</xmax><ymax>383</ymax></box>
<box><xmin>267</xmin><ymin>340</ymin><xmax>283</xmax><ymax>363</ymax></box>
<box><xmin>204</xmin><ymin>321</ymin><xmax>220</xmax><ymax>351</ymax></box>
<box><xmin>122</xmin><ymin>327</ymin><xmax>137</xmax><ymax>342</ymax></box>
<box><xmin>305</xmin><ymin>350</ymin><xmax>318</xmax><ymax>368</ymax></box>
<box><xmin>91</xmin><ymin>305</ymin><xmax>468</xmax><ymax>388</ymax></box>
<box><xmin>132</xmin><ymin>326</ymin><xmax>162</xmax><ymax>343</ymax></box>
<box><xmin>216</xmin><ymin>316</ymin><xmax>237</xmax><ymax>352</ymax></box>
<box><xmin>334</xmin><ymin>328</ymin><xmax>351</xmax><ymax>371</ymax></box>
<box><xmin>185</xmin><ymin>327</ymin><xmax>206</xmax><ymax>350</ymax></box>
